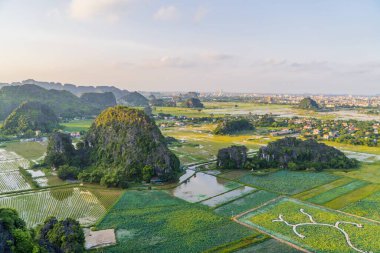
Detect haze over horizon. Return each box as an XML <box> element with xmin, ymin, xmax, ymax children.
<box><xmin>1</xmin><ymin>0</ymin><xmax>379</xmax><ymax>94</ymax></box>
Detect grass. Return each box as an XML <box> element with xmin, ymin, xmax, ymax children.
<box><xmin>323</xmin><ymin>141</ymin><xmax>380</xmax><ymax>155</ymax></box>
<box><xmin>61</xmin><ymin>119</ymin><xmax>93</xmax><ymax>132</ymax></box>
<box><xmin>3</xmin><ymin>141</ymin><xmax>46</xmax><ymax>160</ymax></box>
<box><xmin>239</xmin><ymin>197</ymin><xmax>380</xmax><ymax>253</ymax></box>
<box><xmin>306</xmin><ymin>180</ymin><xmax>369</xmax><ymax>205</ymax></box>
<box><xmin>342</xmin><ymin>190</ymin><xmax>380</xmax><ymax>222</ymax></box>
<box><xmin>238</xmin><ymin>170</ymin><xmax>340</xmax><ymax>195</ymax></box>
<box><xmin>324</xmin><ymin>184</ymin><xmax>380</xmax><ymax>209</ymax></box>
<box><xmin>214</xmin><ymin>190</ymin><xmax>279</xmax><ymax>217</ymax></box>
<box><xmin>293</xmin><ymin>177</ymin><xmax>354</xmax><ymax>200</ymax></box>
<box><xmin>96</xmin><ymin>190</ymin><xmax>255</xmax><ymax>253</ymax></box>
<box><xmin>334</xmin><ymin>161</ymin><xmax>380</xmax><ymax>183</ymax></box>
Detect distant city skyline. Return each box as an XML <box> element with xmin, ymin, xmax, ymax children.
<box><xmin>0</xmin><ymin>0</ymin><xmax>379</xmax><ymax>94</ymax></box>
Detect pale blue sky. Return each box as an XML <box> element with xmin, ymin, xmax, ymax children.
<box><xmin>0</xmin><ymin>0</ymin><xmax>379</xmax><ymax>94</ymax></box>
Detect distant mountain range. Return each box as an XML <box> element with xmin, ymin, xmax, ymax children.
<box><xmin>0</xmin><ymin>80</ymin><xmax>150</xmax><ymax>120</ymax></box>
<box><xmin>0</xmin><ymin>79</ymin><xmax>128</xmax><ymax>99</ymax></box>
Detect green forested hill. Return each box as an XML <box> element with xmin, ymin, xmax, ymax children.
<box><xmin>0</xmin><ymin>84</ymin><xmax>110</xmax><ymax>119</ymax></box>
<box><xmin>80</xmin><ymin>92</ymin><xmax>117</xmax><ymax>110</ymax></box>
<box><xmin>2</xmin><ymin>101</ymin><xmax>59</xmax><ymax>135</ymax></box>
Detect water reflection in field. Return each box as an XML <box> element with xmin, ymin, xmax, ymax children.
<box><xmin>170</xmin><ymin>172</ymin><xmax>241</xmax><ymax>203</ymax></box>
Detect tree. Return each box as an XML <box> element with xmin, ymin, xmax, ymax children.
<box><xmin>142</xmin><ymin>165</ymin><xmax>153</xmax><ymax>182</ymax></box>
<box><xmin>57</xmin><ymin>165</ymin><xmax>80</xmax><ymax>180</ymax></box>
<box><xmin>0</xmin><ymin>208</ymin><xmax>38</xmax><ymax>253</ymax></box>
<box><xmin>38</xmin><ymin>217</ymin><xmax>84</xmax><ymax>253</ymax></box>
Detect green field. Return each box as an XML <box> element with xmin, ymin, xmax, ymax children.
<box><xmin>201</xmin><ymin>186</ymin><xmax>256</xmax><ymax>207</ymax></box>
<box><xmin>3</xmin><ymin>141</ymin><xmax>47</xmax><ymax>161</ymax></box>
<box><xmin>236</xmin><ymin>238</ymin><xmax>303</xmax><ymax>253</ymax></box>
<box><xmin>164</xmin><ymin>124</ymin><xmax>269</xmax><ymax>164</ymax></box>
<box><xmin>323</xmin><ymin>183</ymin><xmax>380</xmax><ymax>209</ymax></box>
<box><xmin>96</xmin><ymin>190</ymin><xmax>256</xmax><ymax>253</ymax></box>
<box><xmin>342</xmin><ymin>190</ymin><xmax>380</xmax><ymax>222</ymax></box>
<box><xmin>306</xmin><ymin>180</ymin><xmax>369</xmax><ymax>205</ymax></box>
<box><xmin>334</xmin><ymin>161</ymin><xmax>380</xmax><ymax>183</ymax></box>
<box><xmin>61</xmin><ymin>119</ymin><xmax>93</xmax><ymax>132</ymax></box>
<box><xmin>239</xmin><ymin>197</ymin><xmax>380</xmax><ymax>252</ymax></box>
<box><xmin>238</xmin><ymin>170</ymin><xmax>340</xmax><ymax>195</ymax></box>
<box><xmin>293</xmin><ymin>177</ymin><xmax>354</xmax><ymax>200</ymax></box>
<box><xmin>214</xmin><ymin>190</ymin><xmax>279</xmax><ymax>217</ymax></box>
<box><xmin>0</xmin><ymin>187</ymin><xmax>121</xmax><ymax>227</ymax></box>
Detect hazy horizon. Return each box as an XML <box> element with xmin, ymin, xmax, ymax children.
<box><xmin>1</xmin><ymin>0</ymin><xmax>380</xmax><ymax>94</ymax></box>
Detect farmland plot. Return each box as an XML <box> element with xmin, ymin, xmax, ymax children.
<box><xmin>96</xmin><ymin>190</ymin><xmax>254</xmax><ymax>253</ymax></box>
<box><xmin>201</xmin><ymin>186</ymin><xmax>256</xmax><ymax>207</ymax></box>
<box><xmin>0</xmin><ymin>171</ymin><xmax>31</xmax><ymax>193</ymax></box>
<box><xmin>238</xmin><ymin>197</ymin><xmax>380</xmax><ymax>253</ymax></box>
<box><xmin>238</xmin><ymin>170</ymin><xmax>340</xmax><ymax>195</ymax></box>
<box><xmin>342</xmin><ymin>190</ymin><xmax>380</xmax><ymax>222</ymax></box>
<box><xmin>214</xmin><ymin>190</ymin><xmax>279</xmax><ymax>217</ymax></box>
<box><xmin>0</xmin><ymin>187</ymin><xmax>107</xmax><ymax>227</ymax></box>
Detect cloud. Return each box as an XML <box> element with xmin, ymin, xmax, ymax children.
<box><xmin>145</xmin><ymin>56</ymin><xmax>194</xmax><ymax>68</ymax></box>
<box><xmin>154</xmin><ymin>5</ymin><xmax>179</xmax><ymax>21</ymax></box>
<box><xmin>194</xmin><ymin>6</ymin><xmax>208</xmax><ymax>22</ymax></box>
<box><xmin>202</xmin><ymin>53</ymin><xmax>235</xmax><ymax>61</ymax></box>
<box><xmin>69</xmin><ymin>0</ymin><xmax>132</xmax><ymax>21</ymax></box>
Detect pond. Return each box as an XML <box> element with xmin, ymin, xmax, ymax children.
<box><xmin>170</xmin><ymin>172</ymin><xmax>241</xmax><ymax>203</ymax></box>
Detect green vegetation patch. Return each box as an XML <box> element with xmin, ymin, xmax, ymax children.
<box><xmin>61</xmin><ymin>119</ymin><xmax>93</xmax><ymax>132</ymax></box>
<box><xmin>324</xmin><ymin>184</ymin><xmax>380</xmax><ymax>209</ymax></box>
<box><xmin>4</xmin><ymin>141</ymin><xmax>46</xmax><ymax>160</ymax></box>
<box><xmin>201</xmin><ymin>186</ymin><xmax>256</xmax><ymax>207</ymax></box>
<box><xmin>96</xmin><ymin>190</ymin><xmax>255</xmax><ymax>253</ymax></box>
<box><xmin>334</xmin><ymin>161</ymin><xmax>380</xmax><ymax>184</ymax></box>
<box><xmin>214</xmin><ymin>190</ymin><xmax>279</xmax><ymax>217</ymax></box>
<box><xmin>293</xmin><ymin>177</ymin><xmax>354</xmax><ymax>200</ymax></box>
<box><xmin>238</xmin><ymin>170</ymin><xmax>340</xmax><ymax>195</ymax></box>
<box><xmin>236</xmin><ymin>238</ymin><xmax>303</xmax><ymax>253</ymax></box>
<box><xmin>342</xmin><ymin>190</ymin><xmax>380</xmax><ymax>222</ymax></box>
<box><xmin>306</xmin><ymin>180</ymin><xmax>369</xmax><ymax>204</ymax></box>
<box><xmin>239</xmin><ymin>197</ymin><xmax>380</xmax><ymax>253</ymax></box>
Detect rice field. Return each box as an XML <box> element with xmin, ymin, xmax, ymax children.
<box><xmin>0</xmin><ymin>171</ymin><xmax>31</xmax><ymax>193</ymax></box>
<box><xmin>201</xmin><ymin>186</ymin><xmax>256</xmax><ymax>207</ymax></box>
<box><xmin>238</xmin><ymin>170</ymin><xmax>340</xmax><ymax>195</ymax></box>
<box><xmin>238</xmin><ymin>197</ymin><xmax>380</xmax><ymax>253</ymax></box>
<box><xmin>0</xmin><ymin>187</ymin><xmax>107</xmax><ymax>227</ymax></box>
<box><xmin>214</xmin><ymin>190</ymin><xmax>279</xmax><ymax>217</ymax></box>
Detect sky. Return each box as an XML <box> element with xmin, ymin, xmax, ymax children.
<box><xmin>0</xmin><ymin>0</ymin><xmax>379</xmax><ymax>94</ymax></box>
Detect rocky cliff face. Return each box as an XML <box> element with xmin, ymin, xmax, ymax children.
<box><xmin>45</xmin><ymin>132</ymin><xmax>76</xmax><ymax>168</ymax></box>
<box><xmin>258</xmin><ymin>137</ymin><xmax>356</xmax><ymax>169</ymax></box>
<box><xmin>84</xmin><ymin>106</ymin><xmax>180</xmax><ymax>181</ymax></box>
<box><xmin>298</xmin><ymin>97</ymin><xmax>320</xmax><ymax>110</ymax></box>
<box><xmin>217</xmin><ymin>145</ymin><xmax>248</xmax><ymax>170</ymax></box>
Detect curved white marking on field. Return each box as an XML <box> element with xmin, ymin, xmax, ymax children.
<box><xmin>272</xmin><ymin>209</ymin><xmax>372</xmax><ymax>253</ymax></box>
